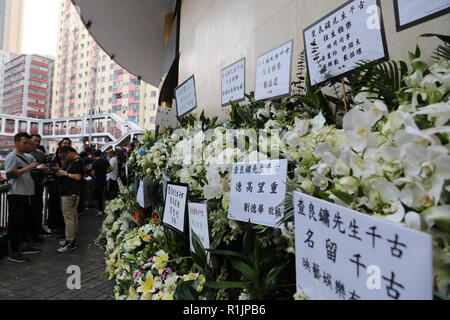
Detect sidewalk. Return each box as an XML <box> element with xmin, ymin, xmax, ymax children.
<box><xmin>0</xmin><ymin>213</ymin><xmax>114</xmax><ymax>300</ymax></box>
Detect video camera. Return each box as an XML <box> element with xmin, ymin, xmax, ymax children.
<box><xmin>41</xmin><ymin>154</ymin><xmax>59</xmax><ymax>184</ymax></box>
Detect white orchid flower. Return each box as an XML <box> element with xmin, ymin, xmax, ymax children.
<box><xmin>404</xmin><ymin>69</ymin><xmax>423</xmax><ymax>88</ymax></box>
<box><xmin>382</xmin><ymin>111</ymin><xmax>406</xmax><ymax>134</ymax></box>
<box><xmin>414</xmin><ymin>103</ymin><xmax>450</xmax><ymax>127</ymax></box>
<box><xmin>343</xmin><ymin>109</ymin><xmax>379</xmax><ymax>152</ymax></box>
<box><xmin>373</xmin><ymin>181</ymin><xmax>406</xmax><ymax>223</ymax></box>
<box><xmin>311</xmin><ymin>113</ymin><xmax>326</xmax><ymax>129</ymax></box>
<box><xmin>400</xmin><ymin>143</ymin><xmax>450</xmax><ymax>179</ymax></box>
<box><xmin>422</xmin><ymin>206</ymin><xmax>450</xmax><ymax>231</ymax></box>
<box><xmin>255</xmin><ymin>104</ymin><xmax>270</xmax><ymax>119</ymax></box>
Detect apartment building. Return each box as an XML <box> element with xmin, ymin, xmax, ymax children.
<box><xmin>52</xmin><ymin>0</ymin><xmax>159</xmax><ymax>131</ymax></box>
<box><xmin>2</xmin><ymin>54</ymin><xmax>54</xmax><ymax>119</ymax></box>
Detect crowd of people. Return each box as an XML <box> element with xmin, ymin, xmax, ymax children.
<box><xmin>4</xmin><ymin>133</ymin><xmax>130</xmax><ymax>263</ymax></box>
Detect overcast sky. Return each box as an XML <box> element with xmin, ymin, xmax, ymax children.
<box><xmin>22</xmin><ymin>0</ymin><xmax>60</xmax><ymax>57</ymax></box>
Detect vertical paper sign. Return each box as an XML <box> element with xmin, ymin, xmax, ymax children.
<box><xmin>394</xmin><ymin>0</ymin><xmax>450</xmax><ymax>31</ymax></box>
<box><xmin>174</xmin><ymin>75</ymin><xmax>197</xmax><ymax>118</ymax></box>
<box><xmin>303</xmin><ymin>0</ymin><xmax>388</xmax><ymax>86</ymax></box>
<box><xmin>163</xmin><ymin>183</ymin><xmax>188</xmax><ymax>233</ymax></box>
<box><xmin>136</xmin><ymin>179</ymin><xmax>145</xmax><ymax>208</ymax></box>
<box><xmin>228</xmin><ymin>159</ymin><xmax>288</xmax><ymax>228</ymax></box>
<box><xmin>293</xmin><ymin>191</ymin><xmax>433</xmax><ymax>300</ymax></box>
<box><xmin>188</xmin><ymin>201</ymin><xmax>211</xmax><ymax>253</ymax></box>
<box><xmin>221</xmin><ymin>58</ymin><xmax>246</xmax><ymax>106</ymax></box>
<box><xmin>255</xmin><ymin>40</ymin><xmax>294</xmax><ymax>101</ymax></box>
<box><xmin>162</xmin><ymin>173</ymin><xmax>171</xmax><ymax>203</ymax></box>
<box><xmin>155</xmin><ymin>106</ymin><xmax>178</xmax><ymax>128</ymax></box>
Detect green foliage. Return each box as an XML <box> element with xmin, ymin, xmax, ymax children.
<box><xmin>347</xmin><ymin>60</ymin><xmax>409</xmax><ymax>111</ymax></box>
<box><xmin>174</xmin><ymin>280</ymin><xmax>201</xmax><ymax>300</ymax></box>
<box><xmin>178</xmin><ymin>110</ymin><xmax>219</xmax><ymax>130</ymax></box>
<box><xmin>206</xmin><ymin>225</ymin><xmax>290</xmax><ymax>300</ymax></box>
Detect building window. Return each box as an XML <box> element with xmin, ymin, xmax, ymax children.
<box><xmin>151</xmin><ymin>90</ymin><xmax>157</xmax><ymax>97</ymax></box>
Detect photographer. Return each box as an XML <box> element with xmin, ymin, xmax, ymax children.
<box><xmin>45</xmin><ymin>149</ymin><xmax>65</xmax><ymax>238</ymax></box>
<box><xmin>55</xmin><ymin>146</ymin><xmax>83</xmax><ymax>253</ymax></box>
<box><xmin>5</xmin><ymin>133</ymin><xmax>41</xmax><ymax>263</ymax></box>
<box><xmin>27</xmin><ymin>136</ymin><xmax>52</xmax><ymax>241</ymax></box>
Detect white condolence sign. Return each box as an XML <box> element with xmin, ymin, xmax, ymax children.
<box><xmin>293</xmin><ymin>191</ymin><xmax>433</xmax><ymax>300</ymax></box>
<box><xmin>163</xmin><ymin>183</ymin><xmax>188</xmax><ymax>233</ymax></box>
<box><xmin>136</xmin><ymin>179</ymin><xmax>145</xmax><ymax>208</ymax></box>
<box><xmin>155</xmin><ymin>106</ymin><xmax>178</xmax><ymax>128</ymax></box>
<box><xmin>303</xmin><ymin>0</ymin><xmax>388</xmax><ymax>86</ymax></box>
<box><xmin>221</xmin><ymin>58</ymin><xmax>245</xmax><ymax>106</ymax></box>
<box><xmin>188</xmin><ymin>201</ymin><xmax>211</xmax><ymax>253</ymax></box>
<box><xmin>394</xmin><ymin>0</ymin><xmax>450</xmax><ymax>31</ymax></box>
<box><xmin>174</xmin><ymin>75</ymin><xmax>197</xmax><ymax>118</ymax></box>
<box><xmin>228</xmin><ymin>160</ymin><xmax>288</xmax><ymax>228</ymax></box>
<box><xmin>255</xmin><ymin>40</ymin><xmax>293</xmax><ymax>101</ymax></box>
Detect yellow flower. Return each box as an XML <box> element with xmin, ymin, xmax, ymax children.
<box><xmin>162</xmin><ymin>293</ymin><xmax>174</xmax><ymax>300</ymax></box>
<box><xmin>126</xmin><ymin>287</ymin><xmax>139</xmax><ymax>300</ymax></box>
<box><xmin>140</xmin><ymin>292</ymin><xmax>154</xmax><ymax>300</ymax></box>
<box><xmin>142</xmin><ymin>234</ymin><xmax>151</xmax><ymax>242</ymax></box>
<box><xmin>137</xmin><ymin>274</ymin><xmax>154</xmax><ymax>293</ymax></box>
<box><xmin>154</xmin><ymin>251</ymin><xmax>169</xmax><ymax>270</ymax></box>
<box><xmin>181</xmin><ymin>273</ymin><xmax>206</xmax><ymax>292</ymax></box>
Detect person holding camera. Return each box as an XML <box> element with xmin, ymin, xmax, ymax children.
<box><xmin>54</xmin><ymin>146</ymin><xmax>84</xmax><ymax>253</ymax></box>
<box><xmin>5</xmin><ymin>132</ymin><xmax>41</xmax><ymax>263</ymax></box>
<box><xmin>27</xmin><ymin>135</ymin><xmax>52</xmax><ymax>241</ymax></box>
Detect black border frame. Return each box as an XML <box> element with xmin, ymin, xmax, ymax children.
<box><xmin>187</xmin><ymin>199</ymin><xmax>212</xmax><ymax>254</ymax></box>
<box><xmin>394</xmin><ymin>0</ymin><xmax>450</xmax><ymax>32</ymax></box>
<box><xmin>174</xmin><ymin>75</ymin><xmax>197</xmax><ymax>118</ymax></box>
<box><xmin>162</xmin><ymin>182</ymin><xmax>189</xmax><ymax>234</ymax></box>
<box><xmin>303</xmin><ymin>0</ymin><xmax>389</xmax><ymax>87</ymax></box>
<box><xmin>221</xmin><ymin>58</ymin><xmax>246</xmax><ymax>107</ymax></box>
<box><xmin>254</xmin><ymin>39</ymin><xmax>295</xmax><ymax>102</ymax></box>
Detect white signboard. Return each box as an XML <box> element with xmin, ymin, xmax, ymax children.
<box><xmin>228</xmin><ymin>160</ymin><xmax>288</xmax><ymax>228</ymax></box>
<box><xmin>155</xmin><ymin>106</ymin><xmax>178</xmax><ymax>128</ymax></box>
<box><xmin>293</xmin><ymin>191</ymin><xmax>433</xmax><ymax>300</ymax></box>
<box><xmin>137</xmin><ymin>179</ymin><xmax>145</xmax><ymax>208</ymax></box>
<box><xmin>221</xmin><ymin>58</ymin><xmax>246</xmax><ymax>106</ymax></box>
<box><xmin>163</xmin><ymin>183</ymin><xmax>188</xmax><ymax>233</ymax></box>
<box><xmin>162</xmin><ymin>173</ymin><xmax>171</xmax><ymax>203</ymax></box>
<box><xmin>188</xmin><ymin>201</ymin><xmax>211</xmax><ymax>253</ymax></box>
<box><xmin>394</xmin><ymin>0</ymin><xmax>450</xmax><ymax>31</ymax></box>
<box><xmin>174</xmin><ymin>75</ymin><xmax>197</xmax><ymax>118</ymax></box>
<box><xmin>303</xmin><ymin>0</ymin><xmax>388</xmax><ymax>86</ymax></box>
<box><xmin>255</xmin><ymin>40</ymin><xmax>293</xmax><ymax>101</ymax></box>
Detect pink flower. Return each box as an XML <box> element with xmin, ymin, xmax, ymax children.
<box><xmin>165</xmin><ymin>268</ymin><xmax>172</xmax><ymax>273</ymax></box>
<box><xmin>160</xmin><ymin>274</ymin><xmax>166</xmax><ymax>281</ymax></box>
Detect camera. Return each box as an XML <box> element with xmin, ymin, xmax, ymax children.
<box><xmin>42</xmin><ymin>154</ymin><xmax>59</xmax><ymax>185</ymax></box>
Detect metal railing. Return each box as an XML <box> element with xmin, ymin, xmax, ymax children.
<box><xmin>0</xmin><ymin>180</ymin><xmax>49</xmax><ymax>230</ymax></box>
<box><xmin>0</xmin><ymin>179</ymin><xmax>9</xmax><ymax>228</ymax></box>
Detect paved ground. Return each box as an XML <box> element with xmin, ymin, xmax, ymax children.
<box><xmin>0</xmin><ymin>212</ymin><xmax>114</xmax><ymax>300</ymax></box>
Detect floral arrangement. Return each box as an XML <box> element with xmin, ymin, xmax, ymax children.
<box><xmin>98</xmin><ymin>42</ymin><xmax>450</xmax><ymax>300</ymax></box>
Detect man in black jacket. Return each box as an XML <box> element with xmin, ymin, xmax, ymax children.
<box><xmin>91</xmin><ymin>150</ymin><xmax>111</xmax><ymax>215</ymax></box>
